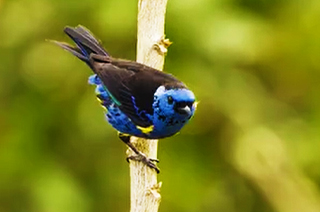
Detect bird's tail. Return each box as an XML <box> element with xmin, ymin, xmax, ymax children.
<box><xmin>52</xmin><ymin>25</ymin><xmax>109</xmax><ymax>65</ymax></box>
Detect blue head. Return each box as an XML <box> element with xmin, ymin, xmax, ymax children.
<box><xmin>151</xmin><ymin>85</ymin><xmax>196</xmax><ymax>138</ymax></box>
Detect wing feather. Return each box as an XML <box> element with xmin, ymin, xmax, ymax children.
<box><xmin>89</xmin><ymin>54</ymin><xmax>184</xmax><ymax>127</ymax></box>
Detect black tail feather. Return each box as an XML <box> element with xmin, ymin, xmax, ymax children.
<box><xmin>51</xmin><ymin>40</ymin><xmax>88</xmax><ymax>62</ymax></box>
<box><xmin>52</xmin><ymin>25</ymin><xmax>109</xmax><ymax>64</ymax></box>
<box><xmin>64</xmin><ymin>26</ymin><xmax>109</xmax><ymax>57</ymax></box>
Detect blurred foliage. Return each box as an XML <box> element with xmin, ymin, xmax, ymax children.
<box><xmin>1</xmin><ymin>0</ymin><xmax>320</xmax><ymax>211</ymax></box>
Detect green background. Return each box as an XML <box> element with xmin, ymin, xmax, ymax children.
<box><xmin>1</xmin><ymin>0</ymin><xmax>320</xmax><ymax>211</ymax></box>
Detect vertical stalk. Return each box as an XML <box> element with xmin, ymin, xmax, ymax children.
<box><xmin>129</xmin><ymin>0</ymin><xmax>169</xmax><ymax>212</ymax></box>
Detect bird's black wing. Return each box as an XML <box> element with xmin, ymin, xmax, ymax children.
<box><xmin>90</xmin><ymin>54</ymin><xmax>184</xmax><ymax>127</ymax></box>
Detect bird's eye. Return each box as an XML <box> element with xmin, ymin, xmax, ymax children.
<box><xmin>167</xmin><ymin>96</ymin><xmax>173</xmax><ymax>104</ymax></box>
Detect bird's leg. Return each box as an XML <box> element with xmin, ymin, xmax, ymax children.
<box><xmin>118</xmin><ymin>133</ymin><xmax>160</xmax><ymax>173</ymax></box>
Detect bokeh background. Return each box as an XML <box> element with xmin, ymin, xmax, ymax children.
<box><xmin>1</xmin><ymin>0</ymin><xmax>320</xmax><ymax>211</ymax></box>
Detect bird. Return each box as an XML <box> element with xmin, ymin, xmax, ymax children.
<box><xmin>52</xmin><ymin>25</ymin><xmax>197</xmax><ymax>173</ymax></box>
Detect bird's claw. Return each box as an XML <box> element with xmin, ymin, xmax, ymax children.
<box><xmin>119</xmin><ymin>133</ymin><xmax>160</xmax><ymax>173</ymax></box>
<box><xmin>127</xmin><ymin>154</ymin><xmax>160</xmax><ymax>174</ymax></box>
<box><xmin>126</xmin><ymin>156</ymin><xmax>159</xmax><ymax>163</ymax></box>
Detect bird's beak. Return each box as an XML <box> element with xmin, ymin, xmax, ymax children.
<box><xmin>177</xmin><ymin>105</ymin><xmax>191</xmax><ymax>115</ymax></box>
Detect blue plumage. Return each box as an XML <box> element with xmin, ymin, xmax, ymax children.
<box><xmin>54</xmin><ymin>25</ymin><xmax>197</xmax><ymax>173</ymax></box>
<box><xmin>88</xmin><ymin>74</ymin><xmax>143</xmax><ymax>136</ymax></box>
<box><xmin>88</xmin><ymin>74</ymin><xmax>196</xmax><ymax>138</ymax></box>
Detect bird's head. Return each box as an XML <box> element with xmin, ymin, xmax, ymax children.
<box><xmin>153</xmin><ymin>85</ymin><xmax>197</xmax><ymax>120</ymax></box>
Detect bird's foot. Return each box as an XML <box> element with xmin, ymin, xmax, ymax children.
<box><xmin>127</xmin><ymin>154</ymin><xmax>160</xmax><ymax>174</ymax></box>
<box><xmin>126</xmin><ymin>155</ymin><xmax>159</xmax><ymax>163</ymax></box>
<box><xmin>118</xmin><ymin>133</ymin><xmax>160</xmax><ymax>173</ymax></box>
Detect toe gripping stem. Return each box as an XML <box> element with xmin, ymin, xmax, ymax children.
<box><xmin>118</xmin><ymin>133</ymin><xmax>160</xmax><ymax>174</ymax></box>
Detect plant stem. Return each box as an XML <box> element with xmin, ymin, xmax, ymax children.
<box><xmin>128</xmin><ymin>0</ymin><xmax>169</xmax><ymax>212</ymax></box>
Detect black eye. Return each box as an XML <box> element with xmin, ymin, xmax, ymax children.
<box><xmin>167</xmin><ymin>96</ymin><xmax>173</xmax><ymax>104</ymax></box>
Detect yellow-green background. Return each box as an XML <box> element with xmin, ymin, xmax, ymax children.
<box><xmin>1</xmin><ymin>0</ymin><xmax>320</xmax><ymax>211</ymax></box>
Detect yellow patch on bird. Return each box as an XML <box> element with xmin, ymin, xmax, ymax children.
<box><xmin>173</xmin><ymin>131</ymin><xmax>180</xmax><ymax>136</ymax></box>
<box><xmin>194</xmin><ymin>101</ymin><xmax>199</xmax><ymax>109</ymax></box>
<box><xmin>118</xmin><ymin>132</ymin><xmax>130</xmax><ymax>137</ymax></box>
<box><xmin>96</xmin><ymin>98</ymin><xmax>108</xmax><ymax>111</ymax></box>
<box><xmin>137</xmin><ymin>125</ymin><xmax>154</xmax><ymax>134</ymax></box>
<box><xmin>100</xmin><ymin>105</ymin><xmax>107</xmax><ymax>111</ymax></box>
<box><xmin>97</xmin><ymin>97</ymin><xmax>102</xmax><ymax>103</ymax></box>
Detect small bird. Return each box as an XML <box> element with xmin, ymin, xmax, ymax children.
<box><xmin>53</xmin><ymin>26</ymin><xmax>197</xmax><ymax>173</ymax></box>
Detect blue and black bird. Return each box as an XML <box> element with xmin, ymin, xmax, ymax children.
<box><xmin>53</xmin><ymin>26</ymin><xmax>197</xmax><ymax>173</ymax></box>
